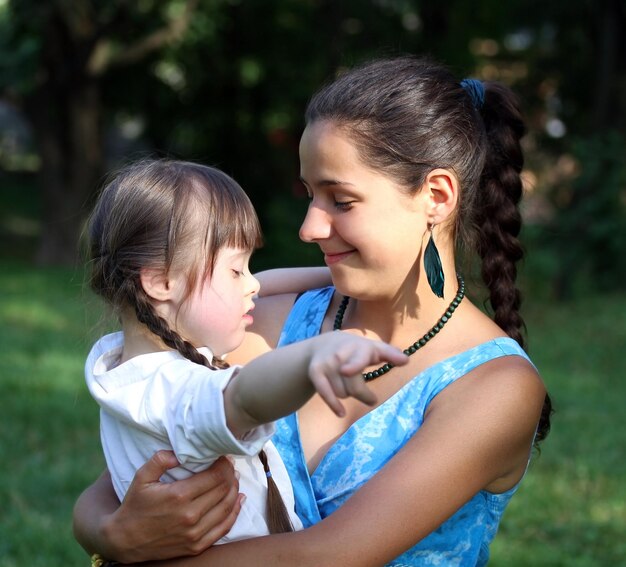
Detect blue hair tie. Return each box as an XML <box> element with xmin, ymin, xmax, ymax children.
<box><xmin>460</xmin><ymin>78</ymin><xmax>485</xmax><ymax>109</ymax></box>
<box><xmin>266</xmin><ymin>471</ymin><xmax>272</xmax><ymax>478</ymax></box>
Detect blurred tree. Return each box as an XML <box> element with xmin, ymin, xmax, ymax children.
<box><xmin>0</xmin><ymin>0</ymin><xmax>431</xmax><ymax>266</ymax></box>
<box><xmin>504</xmin><ymin>0</ymin><xmax>626</xmax><ymax>296</ymax></box>
<box><xmin>1</xmin><ymin>0</ymin><xmax>624</xmax><ymax>291</ymax></box>
<box><xmin>139</xmin><ymin>0</ymin><xmax>476</xmax><ymax>269</ymax></box>
<box><xmin>0</xmin><ymin>0</ymin><xmax>199</xmax><ymax>265</ymax></box>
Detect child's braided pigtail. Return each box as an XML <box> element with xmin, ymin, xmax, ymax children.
<box><xmin>87</xmin><ymin>159</ymin><xmax>291</xmax><ymax>533</ymax></box>
<box><xmin>128</xmin><ymin>276</ymin><xmax>294</xmax><ymax>532</ymax></box>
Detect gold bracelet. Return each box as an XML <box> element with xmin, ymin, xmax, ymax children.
<box><xmin>90</xmin><ymin>553</ymin><xmax>120</xmax><ymax>567</ymax></box>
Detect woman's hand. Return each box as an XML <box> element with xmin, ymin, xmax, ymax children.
<box><xmin>74</xmin><ymin>451</ymin><xmax>242</xmax><ymax>563</ymax></box>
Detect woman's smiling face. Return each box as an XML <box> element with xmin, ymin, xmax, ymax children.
<box><xmin>298</xmin><ymin>120</ymin><xmax>430</xmax><ymax>300</ymax></box>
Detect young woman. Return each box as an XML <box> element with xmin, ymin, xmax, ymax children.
<box><xmin>75</xmin><ymin>56</ymin><xmax>551</xmax><ymax>566</ymax></box>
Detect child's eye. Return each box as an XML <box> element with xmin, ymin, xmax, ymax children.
<box><xmin>232</xmin><ymin>269</ymin><xmax>243</xmax><ymax>277</ymax></box>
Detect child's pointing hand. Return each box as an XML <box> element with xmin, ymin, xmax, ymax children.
<box><xmin>308</xmin><ymin>332</ymin><xmax>409</xmax><ymax>417</ymax></box>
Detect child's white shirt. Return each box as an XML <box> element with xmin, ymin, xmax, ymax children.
<box><xmin>85</xmin><ymin>332</ymin><xmax>303</xmax><ymax>542</ymax></box>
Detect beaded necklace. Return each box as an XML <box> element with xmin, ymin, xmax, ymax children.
<box><xmin>333</xmin><ymin>275</ymin><xmax>465</xmax><ymax>381</ymax></box>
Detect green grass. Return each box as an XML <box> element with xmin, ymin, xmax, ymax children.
<box><xmin>0</xmin><ymin>262</ymin><xmax>106</xmax><ymax>566</ymax></box>
<box><xmin>490</xmin><ymin>295</ymin><xmax>626</xmax><ymax>566</ymax></box>
<box><xmin>0</xmin><ymin>262</ymin><xmax>624</xmax><ymax>565</ymax></box>
<box><xmin>0</xmin><ymin>173</ymin><xmax>41</xmax><ymax>262</ymax></box>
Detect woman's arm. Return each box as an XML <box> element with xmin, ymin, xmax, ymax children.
<box><xmin>129</xmin><ymin>357</ymin><xmax>546</xmax><ymax>567</ymax></box>
<box><xmin>79</xmin><ymin>296</ymin><xmax>545</xmax><ymax>565</ymax></box>
<box><xmin>254</xmin><ymin>267</ymin><xmax>331</xmax><ymax>298</ymax></box>
<box><xmin>73</xmin><ymin>452</ymin><xmax>243</xmax><ymax>563</ymax></box>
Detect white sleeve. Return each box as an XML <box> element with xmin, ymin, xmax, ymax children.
<box><xmin>89</xmin><ymin>359</ymin><xmax>274</xmax><ymax>467</ymax></box>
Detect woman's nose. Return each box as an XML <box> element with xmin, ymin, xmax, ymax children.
<box><xmin>299</xmin><ymin>203</ymin><xmax>332</xmax><ymax>243</ymax></box>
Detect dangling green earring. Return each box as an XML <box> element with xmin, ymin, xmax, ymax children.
<box><xmin>424</xmin><ymin>225</ymin><xmax>445</xmax><ymax>298</ymax></box>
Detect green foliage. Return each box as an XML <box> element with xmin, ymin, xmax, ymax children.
<box><xmin>0</xmin><ymin>2</ymin><xmax>41</xmax><ymax>94</ymax></box>
<box><xmin>0</xmin><ymin>264</ymin><xmax>624</xmax><ymax>565</ymax></box>
<box><xmin>0</xmin><ymin>172</ymin><xmax>39</xmax><ymax>260</ymax></box>
<box><xmin>534</xmin><ymin>132</ymin><xmax>626</xmax><ymax>298</ymax></box>
<box><xmin>1</xmin><ymin>0</ymin><xmax>625</xmax><ymax>280</ymax></box>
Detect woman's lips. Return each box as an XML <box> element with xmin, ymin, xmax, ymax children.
<box><xmin>324</xmin><ymin>250</ymin><xmax>354</xmax><ymax>265</ymax></box>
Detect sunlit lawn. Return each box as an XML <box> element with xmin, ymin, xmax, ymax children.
<box><xmin>0</xmin><ymin>262</ymin><xmax>624</xmax><ymax>566</ymax></box>
<box><xmin>0</xmin><ymin>263</ymin><xmax>106</xmax><ymax>566</ymax></box>
<box><xmin>491</xmin><ymin>293</ymin><xmax>626</xmax><ymax>565</ymax></box>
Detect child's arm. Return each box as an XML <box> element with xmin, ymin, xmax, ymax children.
<box><xmin>223</xmin><ymin>332</ymin><xmax>408</xmax><ymax>437</ymax></box>
<box><xmin>255</xmin><ymin>267</ymin><xmax>332</xmax><ymax>297</ymax></box>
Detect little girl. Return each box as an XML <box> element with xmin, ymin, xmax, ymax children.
<box><xmin>84</xmin><ymin>158</ymin><xmax>407</xmax><ymax>543</ymax></box>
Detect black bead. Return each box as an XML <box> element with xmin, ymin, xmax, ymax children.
<box><xmin>333</xmin><ymin>276</ymin><xmax>465</xmax><ymax>381</ymax></box>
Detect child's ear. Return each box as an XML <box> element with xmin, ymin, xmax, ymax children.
<box><xmin>140</xmin><ymin>267</ymin><xmax>175</xmax><ymax>302</ymax></box>
<box><xmin>423</xmin><ymin>168</ymin><xmax>459</xmax><ymax>225</ymax></box>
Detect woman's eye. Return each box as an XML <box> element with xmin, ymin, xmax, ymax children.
<box><xmin>334</xmin><ymin>201</ymin><xmax>354</xmax><ymax>211</ymax></box>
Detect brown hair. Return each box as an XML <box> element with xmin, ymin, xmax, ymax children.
<box><xmin>87</xmin><ymin>158</ymin><xmax>261</xmax><ymax>341</ymax></box>
<box><xmin>305</xmin><ymin>56</ymin><xmax>552</xmax><ymax>443</ymax></box>
<box><xmin>87</xmin><ymin>158</ymin><xmax>292</xmax><ymax>532</ymax></box>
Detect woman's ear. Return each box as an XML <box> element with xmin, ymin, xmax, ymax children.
<box><xmin>423</xmin><ymin>168</ymin><xmax>459</xmax><ymax>225</ymax></box>
<box><xmin>140</xmin><ymin>267</ymin><xmax>175</xmax><ymax>302</ymax></box>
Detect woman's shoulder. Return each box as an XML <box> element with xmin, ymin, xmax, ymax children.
<box><xmin>425</xmin><ymin>303</ymin><xmax>544</xmax><ymax>438</ymax></box>
<box><xmin>428</xmin><ymin>335</ymin><xmax>545</xmax><ymax>447</ymax></box>
<box><xmin>439</xmin><ymin>309</ymin><xmax>542</xmax><ymax>404</ymax></box>
<box><xmin>464</xmin><ymin>343</ymin><xmax>542</xmax><ymax>393</ymax></box>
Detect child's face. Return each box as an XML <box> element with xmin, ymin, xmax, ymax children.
<box><xmin>177</xmin><ymin>247</ymin><xmax>260</xmax><ymax>356</ymax></box>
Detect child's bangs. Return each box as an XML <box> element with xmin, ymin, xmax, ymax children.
<box><xmin>218</xmin><ymin>188</ymin><xmax>263</xmax><ymax>253</ymax></box>
<box><xmin>189</xmin><ymin>167</ymin><xmax>262</xmax><ymax>277</ymax></box>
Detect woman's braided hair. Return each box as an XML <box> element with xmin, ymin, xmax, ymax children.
<box><xmin>305</xmin><ymin>56</ymin><xmax>552</xmax><ymax>444</ymax></box>
<box><xmin>86</xmin><ymin>158</ymin><xmax>293</xmax><ymax>532</ymax></box>
<box><xmin>477</xmin><ymin>82</ymin><xmax>552</xmax><ymax>443</ymax></box>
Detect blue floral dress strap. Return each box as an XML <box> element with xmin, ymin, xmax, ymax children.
<box><xmin>274</xmin><ymin>286</ymin><xmax>335</xmax><ymax>525</ymax></box>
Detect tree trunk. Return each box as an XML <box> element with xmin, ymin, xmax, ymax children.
<box><xmin>27</xmin><ymin>79</ymin><xmax>102</xmax><ymax>266</ymax></box>
<box><xmin>592</xmin><ymin>0</ymin><xmax>620</xmax><ymax>130</ymax></box>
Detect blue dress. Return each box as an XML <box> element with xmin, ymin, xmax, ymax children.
<box><xmin>273</xmin><ymin>287</ymin><xmax>534</xmax><ymax>566</ymax></box>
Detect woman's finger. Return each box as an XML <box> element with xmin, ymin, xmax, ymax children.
<box><xmin>173</xmin><ymin>455</ymin><xmax>236</xmax><ymax>503</ymax></box>
<box><xmin>184</xmin><ymin>490</ymin><xmax>245</xmax><ymax>555</ymax></box>
<box><xmin>132</xmin><ymin>450</ymin><xmax>180</xmax><ymax>486</ymax></box>
<box><xmin>187</xmin><ymin>460</ymin><xmax>240</xmax><ymax>522</ymax></box>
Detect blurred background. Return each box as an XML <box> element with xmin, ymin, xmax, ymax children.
<box><xmin>0</xmin><ymin>1</ymin><xmax>624</xmax><ymax>565</ymax></box>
